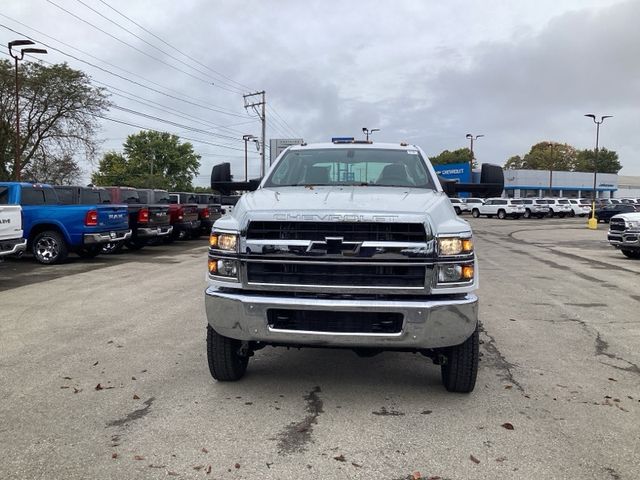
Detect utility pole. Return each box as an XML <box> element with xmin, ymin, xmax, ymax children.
<box><xmin>465</xmin><ymin>133</ymin><xmax>484</xmax><ymax>172</ymax></box>
<box><xmin>362</xmin><ymin>127</ymin><xmax>379</xmax><ymax>142</ymax></box>
<box><xmin>8</xmin><ymin>40</ymin><xmax>47</xmax><ymax>181</ymax></box>
<box><xmin>243</xmin><ymin>91</ymin><xmax>266</xmax><ymax>177</ymax></box>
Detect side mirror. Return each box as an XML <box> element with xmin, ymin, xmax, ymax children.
<box><xmin>211</xmin><ymin>163</ymin><xmax>232</xmax><ymax>185</ymax></box>
<box><xmin>211</xmin><ymin>162</ymin><xmax>262</xmax><ymax>196</ymax></box>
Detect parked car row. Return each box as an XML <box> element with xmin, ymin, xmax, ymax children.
<box><xmin>449</xmin><ymin>196</ymin><xmax>637</xmax><ymax>220</ymax></box>
<box><xmin>0</xmin><ymin>182</ymin><xmax>225</xmax><ymax>265</ymax></box>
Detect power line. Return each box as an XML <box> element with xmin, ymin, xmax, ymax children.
<box><xmin>96</xmin><ymin>0</ymin><xmax>254</xmax><ymax>93</ymax></box>
<box><xmin>0</xmin><ymin>22</ymin><xmax>250</xmax><ymax>118</ymax></box>
<box><xmin>73</xmin><ymin>0</ymin><xmax>244</xmax><ymax>95</ymax></box>
<box><xmin>267</xmin><ymin>104</ymin><xmax>300</xmax><ymax>137</ymax></box>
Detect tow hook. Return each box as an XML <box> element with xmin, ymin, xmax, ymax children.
<box><xmin>434</xmin><ymin>353</ymin><xmax>448</xmax><ymax>366</ymax></box>
<box><xmin>238</xmin><ymin>341</ymin><xmax>253</xmax><ymax>357</ymax></box>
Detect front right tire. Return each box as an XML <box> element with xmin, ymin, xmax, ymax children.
<box><xmin>207</xmin><ymin>326</ymin><xmax>249</xmax><ymax>381</ymax></box>
<box><xmin>621</xmin><ymin>249</ymin><xmax>640</xmax><ymax>259</ymax></box>
<box><xmin>440</xmin><ymin>324</ymin><xmax>479</xmax><ymax>393</ymax></box>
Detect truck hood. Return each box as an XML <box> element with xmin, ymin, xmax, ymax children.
<box><xmin>214</xmin><ymin>186</ymin><xmax>471</xmax><ymax>235</ymax></box>
<box><xmin>611</xmin><ymin>212</ymin><xmax>640</xmax><ymax>222</ymax></box>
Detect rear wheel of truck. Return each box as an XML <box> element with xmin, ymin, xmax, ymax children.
<box><xmin>621</xmin><ymin>249</ymin><xmax>640</xmax><ymax>259</ymax></box>
<box><xmin>32</xmin><ymin>230</ymin><xmax>68</xmax><ymax>265</ymax></box>
<box><xmin>440</xmin><ymin>324</ymin><xmax>479</xmax><ymax>393</ymax></box>
<box><xmin>207</xmin><ymin>326</ymin><xmax>249</xmax><ymax>381</ymax></box>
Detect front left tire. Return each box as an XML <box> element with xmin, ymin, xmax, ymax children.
<box><xmin>207</xmin><ymin>326</ymin><xmax>249</xmax><ymax>381</ymax></box>
<box><xmin>621</xmin><ymin>249</ymin><xmax>640</xmax><ymax>259</ymax></box>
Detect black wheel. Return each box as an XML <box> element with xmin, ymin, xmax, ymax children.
<box><xmin>548</xmin><ymin>209</ymin><xmax>555</xmax><ymax>217</ymax></box>
<box><xmin>523</xmin><ymin>209</ymin><xmax>531</xmax><ymax>219</ymax></box>
<box><xmin>497</xmin><ymin>209</ymin><xmax>506</xmax><ymax>219</ymax></box>
<box><xmin>472</xmin><ymin>209</ymin><xmax>480</xmax><ymax>218</ymax></box>
<box><xmin>569</xmin><ymin>210</ymin><xmax>576</xmax><ymax>217</ymax></box>
<box><xmin>125</xmin><ymin>239</ymin><xmax>146</xmax><ymax>251</ymax></box>
<box><xmin>559</xmin><ymin>213</ymin><xmax>566</xmax><ymax>218</ymax></box>
<box><xmin>101</xmin><ymin>242</ymin><xmax>124</xmax><ymax>254</ymax></box>
<box><xmin>78</xmin><ymin>246</ymin><xmax>101</xmax><ymax>258</ymax></box>
<box><xmin>621</xmin><ymin>249</ymin><xmax>640</xmax><ymax>259</ymax></box>
<box><xmin>206</xmin><ymin>326</ymin><xmax>249</xmax><ymax>381</ymax></box>
<box><xmin>454</xmin><ymin>207</ymin><xmax>461</xmax><ymax>215</ymax></box>
<box><xmin>440</xmin><ymin>324</ymin><xmax>479</xmax><ymax>393</ymax></box>
<box><xmin>32</xmin><ymin>230</ymin><xmax>68</xmax><ymax>265</ymax></box>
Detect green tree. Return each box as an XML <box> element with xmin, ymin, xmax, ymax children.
<box><xmin>504</xmin><ymin>155</ymin><xmax>525</xmax><ymax>169</ymax></box>
<box><xmin>521</xmin><ymin>141</ymin><xmax>578</xmax><ymax>171</ymax></box>
<box><xmin>92</xmin><ymin>131</ymin><xmax>201</xmax><ymax>190</ymax></box>
<box><xmin>23</xmin><ymin>151</ymin><xmax>82</xmax><ymax>184</ymax></box>
<box><xmin>574</xmin><ymin>148</ymin><xmax>622</xmax><ymax>174</ymax></box>
<box><xmin>0</xmin><ymin>60</ymin><xmax>110</xmax><ymax>180</ymax></box>
<box><xmin>429</xmin><ymin>148</ymin><xmax>475</xmax><ymax>167</ymax></box>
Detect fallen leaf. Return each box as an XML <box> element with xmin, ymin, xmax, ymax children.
<box><xmin>351</xmin><ymin>462</ymin><xmax>362</xmax><ymax>468</ymax></box>
<box><xmin>148</xmin><ymin>464</ymin><xmax>166</xmax><ymax>469</ymax></box>
<box><xmin>141</xmin><ymin>369</ymin><xmax>147</xmax><ymax>373</ymax></box>
<box><xmin>235</xmin><ymin>463</ymin><xmax>240</xmax><ymax>469</ymax></box>
<box><xmin>206</xmin><ymin>465</ymin><xmax>212</xmax><ymax>474</ymax></box>
<box><xmin>501</xmin><ymin>422</ymin><xmax>514</xmax><ymax>430</ymax></box>
<box><xmin>495</xmin><ymin>456</ymin><xmax>507</xmax><ymax>463</ymax></box>
<box><xmin>608</xmin><ymin>377</ymin><xmax>617</xmax><ymax>382</ymax></box>
<box><xmin>333</xmin><ymin>455</ymin><xmax>346</xmax><ymax>462</ymax></box>
<box><xmin>411</xmin><ymin>471</ymin><xmax>422</xmax><ymax>479</ymax></box>
<box><xmin>73</xmin><ymin>388</ymin><xmax>82</xmax><ymax>394</ymax></box>
<box><xmin>266</xmin><ymin>462</ymin><xmax>272</xmax><ymax>469</ymax></box>
<box><xmin>193</xmin><ymin>465</ymin><xmax>204</xmax><ymax>471</ymax></box>
<box><xmin>131</xmin><ymin>376</ymin><xmax>137</xmax><ymax>381</ymax></box>
<box><xmin>63</xmin><ymin>376</ymin><xmax>72</xmax><ymax>380</ymax></box>
<box><xmin>167</xmin><ymin>471</ymin><xmax>178</xmax><ymax>476</ymax></box>
<box><xmin>95</xmin><ymin>383</ymin><xmax>103</xmax><ymax>391</ymax></box>
<box><xmin>133</xmin><ymin>394</ymin><xmax>140</xmax><ymax>400</ymax></box>
<box><xmin>504</xmin><ymin>385</ymin><xmax>513</xmax><ymax>389</ymax></box>
<box><xmin>111</xmin><ymin>453</ymin><xmax>118</xmax><ymax>459</ymax></box>
<box><xmin>60</xmin><ymin>386</ymin><xmax>70</xmax><ymax>389</ymax></box>
<box><xmin>470</xmin><ymin>455</ymin><xmax>480</xmax><ymax>464</ymax></box>
<box><xmin>134</xmin><ymin>455</ymin><xmax>144</xmax><ymax>461</ymax></box>
<box><xmin>93</xmin><ymin>361</ymin><xmax>99</xmax><ymax>366</ymax></box>
<box><xmin>421</xmin><ymin>410</ymin><xmax>433</xmax><ymax>415</ymax></box>
<box><xmin>107</xmin><ymin>340</ymin><xmax>114</xmax><ymax>344</ymax></box>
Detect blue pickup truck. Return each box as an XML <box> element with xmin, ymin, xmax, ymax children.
<box><xmin>0</xmin><ymin>182</ymin><xmax>131</xmax><ymax>264</ymax></box>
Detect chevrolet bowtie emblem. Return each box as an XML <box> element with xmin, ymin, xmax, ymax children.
<box><xmin>307</xmin><ymin>237</ymin><xmax>361</xmax><ymax>255</ymax></box>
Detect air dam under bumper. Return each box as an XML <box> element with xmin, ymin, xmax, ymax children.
<box><xmin>83</xmin><ymin>229</ymin><xmax>132</xmax><ymax>244</ymax></box>
<box><xmin>137</xmin><ymin>225</ymin><xmax>173</xmax><ymax>238</ymax></box>
<box><xmin>205</xmin><ymin>287</ymin><xmax>478</xmax><ymax>349</ymax></box>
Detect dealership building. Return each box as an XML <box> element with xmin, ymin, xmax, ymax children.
<box><xmin>433</xmin><ymin>162</ymin><xmax>624</xmax><ymax>199</ymax></box>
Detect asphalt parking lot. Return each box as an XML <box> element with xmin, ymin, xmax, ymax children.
<box><xmin>1</xmin><ymin>219</ymin><xmax>639</xmax><ymax>480</ymax></box>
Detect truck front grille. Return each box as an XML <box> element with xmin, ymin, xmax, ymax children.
<box><xmin>267</xmin><ymin>309</ymin><xmax>403</xmax><ymax>334</ymax></box>
<box><xmin>247</xmin><ymin>262</ymin><xmax>426</xmax><ymax>287</ymax></box>
<box><xmin>247</xmin><ymin>221</ymin><xmax>426</xmax><ymax>242</ymax></box>
<box><xmin>609</xmin><ymin>218</ymin><xmax>626</xmax><ymax>232</ymax></box>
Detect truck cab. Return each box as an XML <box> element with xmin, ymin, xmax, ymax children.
<box><xmin>204</xmin><ymin>142</ymin><xmax>480</xmax><ymax>393</ymax></box>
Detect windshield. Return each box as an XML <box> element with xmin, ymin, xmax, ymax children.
<box><xmin>153</xmin><ymin>191</ymin><xmax>171</xmax><ymax>204</ymax></box>
<box><xmin>264</xmin><ymin>148</ymin><xmax>435</xmax><ymax>189</ymax></box>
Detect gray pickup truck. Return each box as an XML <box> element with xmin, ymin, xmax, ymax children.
<box><xmin>205</xmin><ymin>142</ymin><xmax>480</xmax><ymax>392</ymax></box>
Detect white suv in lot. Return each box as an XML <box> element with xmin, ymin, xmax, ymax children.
<box><xmin>568</xmin><ymin>199</ymin><xmax>591</xmax><ymax>217</ymax></box>
<box><xmin>520</xmin><ymin>198</ymin><xmax>550</xmax><ymax>219</ymax></box>
<box><xmin>449</xmin><ymin>197</ymin><xmax>468</xmax><ymax>215</ymax></box>
<box><xmin>471</xmin><ymin>198</ymin><xmax>526</xmax><ymax>219</ymax></box>
<box><xmin>545</xmin><ymin>198</ymin><xmax>573</xmax><ymax>218</ymax></box>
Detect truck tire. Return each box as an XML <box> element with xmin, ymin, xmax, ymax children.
<box><xmin>548</xmin><ymin>209</ymin><xmax>555</xmax><ymax>217</ymax></box>
<box><xmin>32</xmin><ymin>230</ymin><xmax>69</xmax><ymax>265</ymax></box>
<box><xmin>207</xmin><ymin>326</ymin><xmax>249</xmax><ymax>381</ymax></box>
<box><xmin>621</xmin><ymin>249</ymin><xmax>640</xmax><ymax>259</ymax></box>
<box><xmin>472</xmin><ymin>209</ymin><xmax>480</xmax><ymax>218</ymax></box>
<box><xmin>440</xmin><ymin>324</ymin><xmax>479</xmax><ymax>393</ymax></box>
<box><xmin>523</xmin><ymin>209</ymin><xmax>531</xmax><ymax>219</ymax></box>
<box><xmin>497</xmin><ymin>209</ymin><xmax>506</xmax><ymax>219</ymax></box>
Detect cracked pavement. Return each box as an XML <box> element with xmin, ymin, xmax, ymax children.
<box><xmin>0</xmin><ymin>219</ymin><xmax>639</xmax><ymax>479</ymax></box>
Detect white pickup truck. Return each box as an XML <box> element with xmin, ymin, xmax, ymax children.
<box><xmin>205</xmin><ymin>142</ymin><xmax>481</xmax><ymax>393</ymax></box>
<box><xmin>608</xmin><ymin>212</ymin><xmax>640</xmax><ymax>259</ymax></box>
<box><xmin>0</xmin><ymin>198</ymin><xmax>27</xmax><ymax>259</ymax></box>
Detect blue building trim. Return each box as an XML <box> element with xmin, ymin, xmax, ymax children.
<box><xmin>506</xmin><ymin>185</ymin><xmax>616</xmax><ymax>191</ymax></box>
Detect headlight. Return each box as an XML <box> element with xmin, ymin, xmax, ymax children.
<box><xmin>438</xmin><ymin>236</ymin><xmax>473</xmax><ymax>256</ymax></box>
<box><xmin>438</xmin><ymin>263</ymin><xmax>474</xmax><ymax>283</ymax></box>
<box><xmin>210</xmin><ymin>232</ymin><xmax>238</xmax><ymax>251</ymax></box>
<box><xmin>208</xmin><ymin>257</ymin><xmax>239</xmax><ymax>279</ymax></box>
<box><xmin>628</xmin><ymin>221</ymin><xmax>640</xmax><ymax>229</ymax></box>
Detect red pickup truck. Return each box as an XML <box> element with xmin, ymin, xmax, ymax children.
<box><xmin>137</xmin><ymin>189</ymin><xmax>200</xmax><ymax>240</ymax></box>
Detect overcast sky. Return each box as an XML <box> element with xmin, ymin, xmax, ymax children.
<box><xmin>2</xmin><ymin>0</ymin><xmax>638</xmax><ymax>184</ymax></box>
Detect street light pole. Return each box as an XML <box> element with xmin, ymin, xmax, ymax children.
<box><xmin>362</xmin><ymin>127</ymin><xmax>379</xmax><ymax>142</ymax></box>
<box><xmin>466</xmin><ymin>133</ymin><xmax>484</xmax><ymax>172</ymax></box>
<box><xmin>8</xmin><ymin>40</ymin><xmax>48</xmax><ymax>181</ymax></box>
<box><xmin>242</xmin><ymin>134</ymin><xmax>258</xmax><ymax>182</ymax></box>
<box><xmin>584</xmin><ymin>114</ymin><xmax>613</xmax><ymax>230</ymax></box>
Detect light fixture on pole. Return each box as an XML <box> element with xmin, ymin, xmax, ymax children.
<box><xmin>465</xmin><ymin>133</ymin><xmax>484</xmax><ymax>172</ymax></box>
<box><xmin>242</xmin><ymin>134</ymin><xmax>259</xmax><ymax>182</ymax></box>
<box><xmin>8</xmin><ymin>39</ymin><xmax>48</xmax><ymax>181</ymax></box>
<box><xmin>584</xmin><ymin>114</ymin><xmax>613</xmax><ymax>230</ymax></box>
<box><xmin>362</xmin><ymin>127</ymin><xmax>379</xmax><ymax>142</ymax></box>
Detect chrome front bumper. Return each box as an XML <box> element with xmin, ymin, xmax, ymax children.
<box><xmin>608</xmin><ymin>229</ymin><xmax>640</xmax><ymax>248</ymax></box>
<box><xmin>0</xmin><ymin>238</ymin><xmax>27</xmax><ymax>257</ymax></box>
<box><xmin>138</xmin><ymin>225</ymin><xmax>173</xmax><ymax>238</ymax></box>
<box><xmin>83</xmin><ymin>229</ymin><xmax>132</xmax><ymax>245</ymax></box>
<box><xmin>204</xmin><ymin>287</ymin><xmax>478</xmax><ymax>349</ymax></box>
